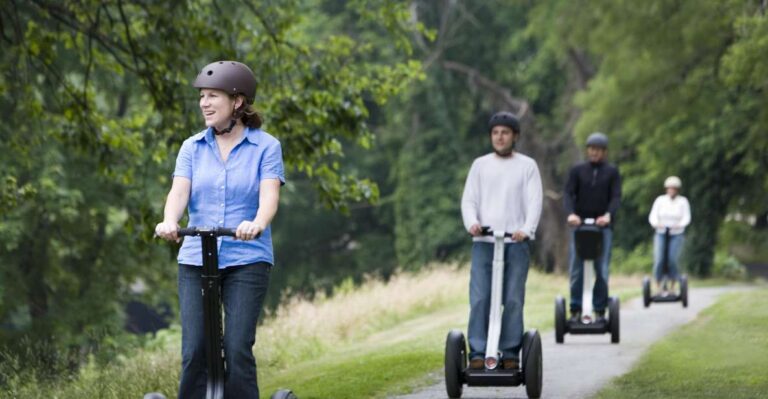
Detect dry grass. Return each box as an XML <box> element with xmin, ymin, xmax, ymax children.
<box><xmin>256</xmin><ymin>264</ymin><xmax>469</xmax><ymax>370</ymax></box>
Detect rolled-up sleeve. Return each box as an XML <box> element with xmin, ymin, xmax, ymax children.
<box><xmin>260</xmin><ymin>140</ymin><xmax>285</xmax><ymax>185</ymax></box>
<box><xmin>173</xmin><ymin>139</ymin><xmax>193</xmax><ymax>179</ymax></box>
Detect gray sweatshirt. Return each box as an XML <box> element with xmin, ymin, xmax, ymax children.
<box><xmin>461</xmin><ymin>152</ymin><xmax>543</xmax><ymax>243</ymax></box>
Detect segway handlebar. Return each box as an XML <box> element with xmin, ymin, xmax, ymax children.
<box><xmin>178</xmin><ymin>226</ymin><xmax>260</xmax><ymax>239</ymax></box>
<box><xmin>479</xmin><ymin>226</ymin><xmax>513</xmax><ymax>237</ymax></box>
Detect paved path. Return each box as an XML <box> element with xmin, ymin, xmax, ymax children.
<box><xmin>390</xmin><ymin>286</ymin><xmax>742</xmax><ymax>399</ymax></box>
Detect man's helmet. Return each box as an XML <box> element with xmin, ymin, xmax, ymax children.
<box><xmin>193</xmin><ymin>61</ymin><xmax>257</xmax><ymax>104</ymax></box>
<box><xmin>488</xmin><ymin>111</ymin><xmax>520</xmax><ymax>134</ymax></box>
<box><xmin>664</xmin><ymin>176</ymin><xmax>682</xmax><ymax>189</ymax></box>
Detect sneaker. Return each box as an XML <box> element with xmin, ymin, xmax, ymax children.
<box><xmin>502</xmin><ymin>359</ymin><xmax>519</xmax><ymax>370</ymax></box>
<box><xmin>469</xmin><ymin>357</ymin><xmax>484</xmax><ymax>370</ymax></box>
<box><xmin>595</xmin><ymin>310</ymin><xmax>606</xmax><ymax>323</ymax></box>
<box><xmin>569</xmin><ymin>311</ymin><xmax>581</xmax><ymax>323</ymax></box>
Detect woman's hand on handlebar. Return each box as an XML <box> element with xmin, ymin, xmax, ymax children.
<box><xmin>236</xmin><ymin>220</ymin><xmax>263</xmax><ymax>241</ymax></box>
<box><xmin>155</xmin><ymin>221</ymin><xmax>180</xmax><ymax>242</ymax></box>
<box><xmin>468</xmin><ymin>224</ymin><xmax>483</xmax><ymax>236</ymax></box>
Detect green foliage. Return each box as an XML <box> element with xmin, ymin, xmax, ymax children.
<box><xmin>0</xmin><ymin>0</ymin><xmax>420</xmax><ymax>372</ymax></box>
<box><xmin>557</xmin><ymin>0</ymin><xmax>768</xmax><ymax>276</ymax></box>
<box><xmin>390</xmin><ymin>0</ymin><xmax>572</xmax><ymax>268</ymax></box>
<box><xmin>611</xmin><ymin>244</ymin><xmax>653</xmax><ymax>275</ymax></box>
<box><xmin>711</xmin><ymin>252</ymin><xmax>748</xmax><ymax>280</ymax></box>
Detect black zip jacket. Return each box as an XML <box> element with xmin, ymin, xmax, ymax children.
<box><xmin>564</xmin><ymin>161</ymin><xmax>622</xmax><ymax>222</ymax></box>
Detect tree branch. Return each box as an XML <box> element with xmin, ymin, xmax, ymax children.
<box><xmin>441</xmin><ymin>60</ymin><xmax>530</xmax><ymax>117</ymax></box>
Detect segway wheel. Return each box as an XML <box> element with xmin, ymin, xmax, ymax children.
<box><xmin>642</xmin><ymin>276</ymin><xmax>651</xmax><ymax>308</ymax></box>
<box><xmin>143</xmin><ymin>394</ymin><xmax>167</xmax><ymax>399</ymax></box>
<box><xmin>554</xmin><ymin>296</ymin><xmax>566</xmax><ymax>344</ymax></box>
<box><xmin>444</xmin><ymin>330</ymin><xmax>466</xmax><ymax>399</ymax></box>
<box><xmin>609</xmin><ymin>296</ymin><xmax>620</xmax><ymax>344</ymax></box>
<box><xmin>270</xmin><ymin>389</ymin><xmax>298</xmax><ymax>399</ymax></box>
<box><xmin>522</xmin><ymin>329</ymin><xmax>543</xmax><ymax>399</ymax></box>
<box><xmin>680</xmin><ymin>275</ymin><xmax>688</xmax><ymax>308</ymax></box>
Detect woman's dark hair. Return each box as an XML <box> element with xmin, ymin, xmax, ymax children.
<box><xmin>239</xmin><ymin>103</ymin><xmax>262</xmax><ymax>129</ymax></box>
<box><xmin>232</xmin><ymin>95</ymin><xmax>262</xmax><ymax>128</ymax></box>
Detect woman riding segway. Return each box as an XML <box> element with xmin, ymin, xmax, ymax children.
<box><xmin>155</xmin><ymin>60</ymin><xmax>285</xmax><ymax>399</ymax></box>
<box><xmin>645</xmin><ymin>176</ymin><xmax>690</xmax><ymax>304</ymax></box>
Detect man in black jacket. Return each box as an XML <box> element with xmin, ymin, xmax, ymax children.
<box><xmin>564</xmin><ymin>132</ymin><xmax>621</xmax><ymax>322</ymax></box>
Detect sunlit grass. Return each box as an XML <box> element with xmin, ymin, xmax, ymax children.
<box><xmin>594</xmin><ymin>288</ymin><xmax>768</xmax><ymax>399</ymax></box>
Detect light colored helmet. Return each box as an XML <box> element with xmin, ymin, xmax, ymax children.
<box><xmin>664</xmin><ymin>176</ymin><xmax>682</xmax><ymax>189</ymax></box>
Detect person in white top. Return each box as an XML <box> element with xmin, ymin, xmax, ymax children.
<box><xmin>461</xmin><ymin>111</ymin><xmax>543</xmax><ymax>370</ymax></box>
<box><xmin>648</xmin><ymin>176</ymin><xmax>691</xmax><ymax>292</ymax></box>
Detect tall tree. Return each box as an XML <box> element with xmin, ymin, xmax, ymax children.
<box><xmin>0</xmin><ymin>0</ymin><xmax>420</xmax><ymax>358</ymax></box>
<box><xmin>391</xmin><ymin>0</ymin><xmax>584</xmax><ymax>271</ymax></box>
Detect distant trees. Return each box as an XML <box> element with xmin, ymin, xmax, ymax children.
<box><xmin>556</xmin><ymin>0</ymin><xmax>768</xmax><ymax>275</ymax></box>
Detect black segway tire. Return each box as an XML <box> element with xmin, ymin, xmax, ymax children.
<box><xmin>609</xmin><ymin>296</ymin><xmax>620</xmax><ymax>344</ymax></box>
<box><xmin>523</xmin><ymin>329</ymin><xmax>543</xmax><ymax>399</ymax></box>
<box><xmin>680</xmin><ymin>275</ymin><xmax>688</xmax><ymax>308</ymax></box>
<box><xmin>554</xmin><ymin>296</ymin><xmax>566</xmax><ymax>343</ymax></box>
<box><xmin>270</xmin><ymin>389</ymin><xmax>297</xmax><ymax>399</ymax></box>
<box><xmin>522</xmin><ymin>330</ymin><xmax>532</xmax><ymax>361</ymax></box>
<box><xmin>445</xmin><ymin>330</ymin><xmax>466</xmax><ymax>399</ymax></box>
<box><xmin>642</xmin><ymin>276</ymin><xmax>651</xmax><ymax>308</ymax></box>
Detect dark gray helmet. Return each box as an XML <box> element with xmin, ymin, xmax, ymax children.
<box><xmin>488</xmin><ymin>111</ymin><xmax>520</xmax><ymax>134</ymax></box>
<box><xmin>586</xmin><ymin>132</ymin><xmax>608</xmax><ymax>148</ymax></box>
<box><xmin>193</xmin><ymin>61</ymin><xmax>257</xmax><ymax>104</ymax></box>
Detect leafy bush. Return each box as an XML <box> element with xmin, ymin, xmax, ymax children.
<box><xmin>611</xmin><ymin>243</ymin><xmax>653</xmax><ymax>275</ymax></box>
<box><xmin>711</xmin><ymin>252</ymin><xmax>748</xmax><ymax>280</ymax></box>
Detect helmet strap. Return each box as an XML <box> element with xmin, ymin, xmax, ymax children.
<box><xmin>214</xmin><ymin>103</ymin><xmax>243</xmax><ymax>135</ymax></box>
<box><xmin>214</xmin><ymin>119</ymin><xmax>237</xmax><ymax>135</ymax></box>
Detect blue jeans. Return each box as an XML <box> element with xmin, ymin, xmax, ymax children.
<box><xmin>178</xmin><ymin>263</ymin><xmax>271</xmax><ymax>399</ymax></box>
<box><xmin>653</xmin><ymin>233</ymin><xmax>684</xmax><ymax>282</ymax></box>
<box><xmin>468</xmin><ymin>241</ymin><xmax>530</xmax><ymax>361</ymax></box>
<box><xmin>568</xmin><ymin>228</ymin><xmax>612</xmax><ymax>313</ymax></box>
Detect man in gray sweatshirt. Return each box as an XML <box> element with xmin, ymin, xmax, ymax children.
<box><xmin>461</xmin><ymin>111</ymin><xmax>543</xmax><ymax>370</ymax></box>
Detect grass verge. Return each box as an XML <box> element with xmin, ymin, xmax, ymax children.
<box><xmin>594</xmin><ymin>288</ymin><xmax>768</xmax><ymax>399</ymax></box>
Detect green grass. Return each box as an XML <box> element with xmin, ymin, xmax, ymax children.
<box><xmin>594</xmin><ymin>288</ymin><xmax>768</xmax><ymax>399</ymax></box>
<box><xmin>1</xmin><ymin>266</ymin><xmax>645</xmax><ymax>399</ymax></box>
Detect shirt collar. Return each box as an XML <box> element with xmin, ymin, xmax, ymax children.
<box><xmin>192</xmin><ymin>127</ymin><xmax>261</xmax><ymax>145</ymax></box>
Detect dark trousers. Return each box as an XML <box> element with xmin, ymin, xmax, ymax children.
<box><xmin>177</xmin><ymin>263</ymin><xmax>271</xmax><ymax>399</ymax></box>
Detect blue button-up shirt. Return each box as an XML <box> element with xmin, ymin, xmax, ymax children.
<box><xmin>173</xmin><ymin>127</ymin><xmax>285</xmax><ymax>268</ymax></box>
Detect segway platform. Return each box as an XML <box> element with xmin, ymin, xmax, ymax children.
<box><xmin>642</xmin><ymin>228</ymin><xmax>689</xmax><ymax>308</ymax></box>
<box><xmin>643</xmin><ymin>275</ymin><xmax>688</xmax><ymax>308</ymax></box>
<box><xmin>445</xmin><ymin>329</ymin><xmax>542</xmax><ymax>398</ymax></box>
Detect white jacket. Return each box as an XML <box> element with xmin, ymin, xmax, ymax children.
<box><xmin>648</xmin><ymin>194</ymin><xmax>691</xmax><ymax>235</ymax></box>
